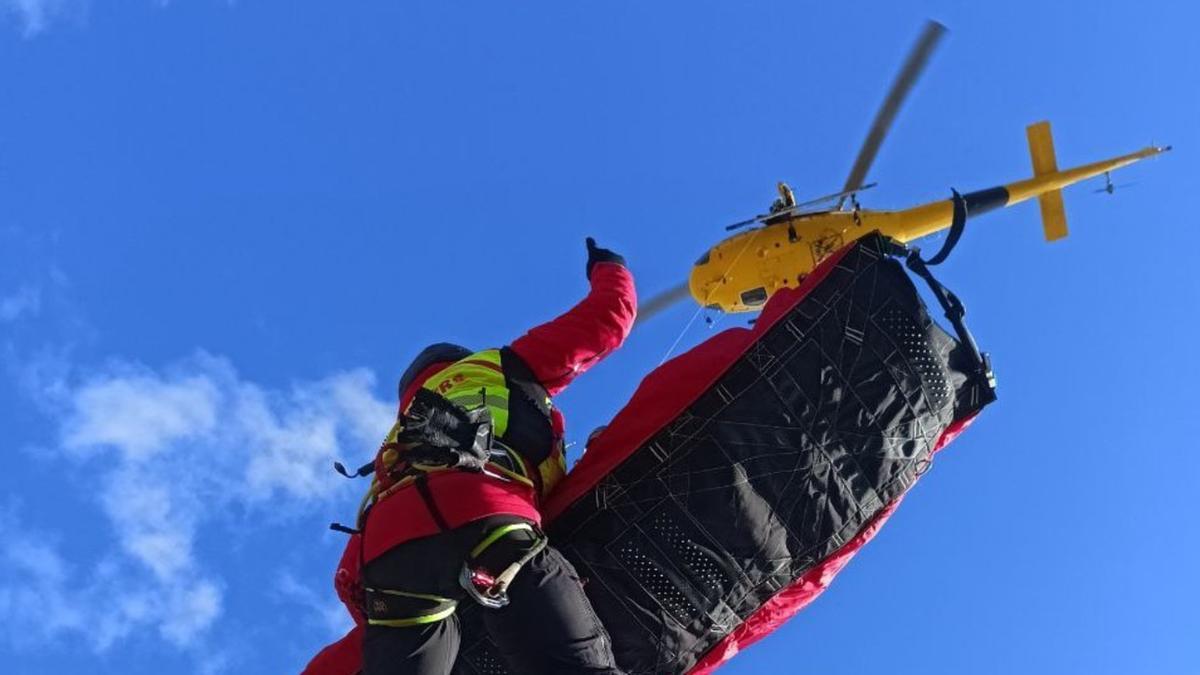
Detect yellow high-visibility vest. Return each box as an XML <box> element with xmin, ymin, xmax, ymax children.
<box><xmin>360</xmin><ymin>348</ymin><xmax>568</xmax><ymax>529</ymax></box>
<box><xmin>422</xmin><ymin>349</ymin><xmax>511</xmax><ymax>438</ymax></box>
<box><xmin>418</xmin><ymin>348</ymin><xmax>565</xmax><ymax>495</ymax></box>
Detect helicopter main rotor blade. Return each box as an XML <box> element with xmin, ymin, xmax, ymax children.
<box><xmin>727</xmin><ymin>182</ymin><xmax>880</xmax><ymax>232</ymax></box>
<box><xmin>725</xmin><ymin>214</ymin><xmax>767</xmax><ymax>231</ymax></box>
<box><xmin>635</xmin><ymin>282</ymin><xmax>692</xmax><ymax>326</ymax></box>
<box><xmin>771</xmin><ymin>182</ymin><xmax>879</xmax><ymax>220</ymax></box>
<box><xmin>837</xmin><ymin>20</ymin><xmax>947</xmax><ymax>209</ymax></box>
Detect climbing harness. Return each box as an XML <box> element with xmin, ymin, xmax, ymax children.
<box><xmin>359</xmin><ymin>521</ymin><xmax>549</xmax><ymax>627</ymax></box>
<box><xmin>457</xmin><ymin>521</ymin><xmax>548</xmax><ymax>609</ymax></box>
<box><xmin>330</xmin><ymin>386</ymin><xmax>534</xmax><ymax>534</ymax></box>
<box><xmin>326</xmin><ymin>348</ymin><xmax>562</xmax><ymax>626</ymax></box>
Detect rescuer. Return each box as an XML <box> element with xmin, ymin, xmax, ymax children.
<box><xmin>307</xmin><ymin>238</ymin><xmax>635</xmax><ymax>675</ymax></box>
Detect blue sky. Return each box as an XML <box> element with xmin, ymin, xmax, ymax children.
<box><xmin>2</xmin><ymin>2</ymin><xmax>1197</xmax><ymax>674</ymax></box>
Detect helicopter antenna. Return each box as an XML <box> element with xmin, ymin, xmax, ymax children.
<box><xmin>837</xmin><ymin>20</ymin><xmax>947</xmax><ymax>210</ymax></box>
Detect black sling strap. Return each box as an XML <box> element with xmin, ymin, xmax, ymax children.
<box><xmin>921</xmin><ymin>188</ymin><xmax>969</xmax><ymax>266</ymax></box>
<box><xmin>882</xmin><ymin>225</ymin><xmax>996</xmax><ymax>392</ymax></box>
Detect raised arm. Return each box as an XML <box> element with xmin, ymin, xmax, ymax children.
<box><xmin>510</xmin><ymin>239</ymin><xmax>637</xmax><ymax>396</ymax></box>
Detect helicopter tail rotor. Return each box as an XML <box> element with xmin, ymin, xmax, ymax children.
<box><xmin>1026</xmin><ymin>121</ymin><xmax>1069</xmax><ymax>241</ymax></box>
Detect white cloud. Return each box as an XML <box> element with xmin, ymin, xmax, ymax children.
<box><xmin>1</xmin><ymin>0</ymin><xmax>84</xmax><ymax>37</ymax></box>
<box><xmin>0</xmin><ymin>285</ymin><xmax>41</xmax><ymax>321</ymax></box>
<box><xmin>2</xmin><ymin>352</ymin><xmax>394</xmax><ymax>654</ymax></box>
<box><xmin>236</xmin><ymin>368</ymin><xmax>395</xmax><ymax>503</ymax></box>
<box><xmin>101</xmin><ymin>469</ymin><xmax>198</xmax><ymax>580</ymax></box>
<box><xmin>0</xmin><ymin>510</ymin><xmax>227</xmax><ymax>654</ymax></box>
<box><xmin>160</xmin><ymin>581</ymin><xmax>222</xmax><ymax>647</ymax></box>
<box><xmin>0</xmin><ymin>520</ymin><xmax>82</xmax><ymax>645</ymax></box>
<box><xmin>64</xmin><ymin>371</ymin><xmax>220</xmax><ymax>461</ymax></box>
<box><xmin>276</xmin><ymin>571</ymin><xmax>355</xmax><ymax>639</ymax></box>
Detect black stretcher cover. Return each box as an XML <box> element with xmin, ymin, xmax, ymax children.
<box><xmin>455</xmin><ymin>233</ymin><xmax>996</xmax><ymax>674</ymax></box>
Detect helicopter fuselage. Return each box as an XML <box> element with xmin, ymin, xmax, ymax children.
<box><xmin>689</xmin><ymin>136</ymin><xmax>1168</xmax><ymax>313</ymax></box>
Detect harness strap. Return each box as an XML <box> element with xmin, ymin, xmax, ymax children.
<box><xmin>338</xmin><ymin>452</ymin><xmax>535</xmax><ymax>539</ymax></box>
<box><xmin>362</xmin><ymin>522</ymin><xmax>546</xmax><ymax>628</ymax></box>
<box><xmin>333</xmin><ymin>460</ymin><xmax>374</xmax><ymax>479</ymax></box>
<box><xmin>486</xmin><ymin>440</ymin><xmax>537</xmax><ymax>490</ymax></box>
<box><xmin>459</xmin><ymin>522</ymin><xmax>548</xmax><ymax>609</ymax></box>
<box><xmin>414</xmin><ymin>475</ymin><xmax>451</xmax><ymax>532</ymax></box>
<box><xmin>363</xmin><ymin>587</ymin><xmax>458</xmax><ymax>628</ymax></box>
<box><xmin>469</xmin><ymin>522</ymin><xmax>536</xmax><ymax>558</ymax></box>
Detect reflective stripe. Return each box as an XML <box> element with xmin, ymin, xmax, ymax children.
<box><xmin>457</xmin><ymin>359</ymin><xmax>504</xmax><ymax>372</ymax></box>
<box><xmin>370</xmin><ymin>349</ymin><xmax>554</xmax><ymax>507</ymax></box>
<box><xmin>369</xmin><ymin>611</ymin><xmax>456</xmax><ymax>628</ymax></box>
<box><xmin>422</xmin><ymin>349</ymin><xmax>510</xmax><ymax>436</ymax></box>
<box><xmin>364</xmin><ymin>588</ymin><xmax>458</xmax><ymax>627</ymax></box>
<box><xmin>446</xmin><ymin>392</ymin><xmax>510</xmax><ymax>412</ymax></box>
<box><xmin>484</xmin><ymin>463</ymin><xmax>535</xmax><ymax>489</ymax></box>
<box><xmin>469</xmin><ymin>522</ymin><xmax>536</xmax><ymax>559</ymax></box>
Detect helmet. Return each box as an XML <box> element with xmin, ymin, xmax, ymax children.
<box><xmin>397</xmin><ymin>342</ymin><xmax>472</xmax><ymax>399</ymax></box>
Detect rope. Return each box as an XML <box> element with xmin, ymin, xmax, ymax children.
<box><xmin>657</xmin><ymin>228</ymin><xmax>762</xmax><ymax>365</ymax></box>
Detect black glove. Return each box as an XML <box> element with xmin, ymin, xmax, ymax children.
<box><xmin>585</xmin><ymin>237</ymin><xmax>626</xmax><ymax>279</ymax></box>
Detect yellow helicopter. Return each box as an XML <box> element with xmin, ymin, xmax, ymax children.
<box><xmin>639</xmin><ymin>21</ymin><xmax>1171</xmax><ymax>321</ymax></box>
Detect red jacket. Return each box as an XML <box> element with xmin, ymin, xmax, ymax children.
<box><xmin>304</xmin><ymin>261</ymin><xmax>636</xmax><ymax>675</ymax></box>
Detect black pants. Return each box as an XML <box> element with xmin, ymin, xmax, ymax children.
<box><xmin>361</xmin><ymin>516</ymin><xmax>622</xmax><ymax>675</ymax></box>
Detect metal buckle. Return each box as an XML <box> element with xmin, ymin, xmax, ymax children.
<box><xmin>459</xmin><ymin>564</ymin><xmax>510</xmax><ymax>609</ymax></box>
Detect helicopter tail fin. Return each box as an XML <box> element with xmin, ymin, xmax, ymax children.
<box><xmin>1026</xmin><ymin>121</ymin><xmax>1068</xmax><ymax>241</ymax></box>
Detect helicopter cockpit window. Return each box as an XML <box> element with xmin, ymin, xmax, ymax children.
<box><xmin>695</xmin><ymin>250</ymin><xmax>711</xmax><ymax>265</ymax></box>
<box><xmin>740</xmin><ymin>287</ymin><xmax>768</xmax><ymax>307</ymax></box>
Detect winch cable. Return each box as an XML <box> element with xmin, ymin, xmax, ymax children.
<box><xmin>657</xmin><ymin>226</ymin><xmax>762</xmax><ymax>365</ymax></box>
